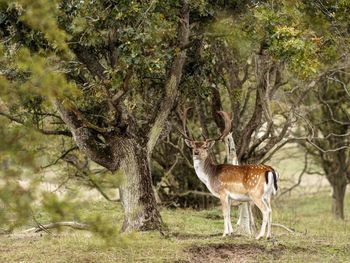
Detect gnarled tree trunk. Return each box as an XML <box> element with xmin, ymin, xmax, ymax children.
<box><xmin>326</xmin><ymin>165</ymin><xmax>348</xmax><ymax>220</ymax></box>
<box><xmin>53</xmin><ymin>0</ymin><xmax>189</xmax><ymax>232</ymax></box>
<box><xmin>322</xmin><ymin>150</ymin><xmax>348</xmax><ymax>220</ymax></box>
<box><xmin>118</xmin><ymin>139</ymin><xmax>162</xmax><ymax>231</ymax></box>
<box><xmin>331</xmin><ymin>180</ymin><xmax>347</xmax><ymax>219</ymax></box>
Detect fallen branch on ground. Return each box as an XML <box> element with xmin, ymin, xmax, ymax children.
<box><xmin>22</xmin><ymin>221</ymin><xmax>89</xmax><ymax>233</ymax></box>
<box><xmin>272</xmin><ymin>223</ymin><xmax>295</xmax><ymax>233</ymax></box>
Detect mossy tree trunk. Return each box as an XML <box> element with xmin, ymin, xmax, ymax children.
<box><xmin>118</xmin><ymin>138</ymin><xmax>162</xmax><ymax>231</ymax></box>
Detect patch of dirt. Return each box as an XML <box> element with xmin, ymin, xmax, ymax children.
<box><xmin>185</xmin><ymin>243</ymin><xmax>286</xmax><ymax>263</ymax></box>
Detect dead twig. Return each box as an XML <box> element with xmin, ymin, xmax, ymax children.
<box><xmin>272</xmin><ymin>223</ymin><xmax>295</xmax><ymax>233</ymax></box>
<box><xmin>41</xmin><ymin>146</ymin><xmax>78</xmax><ymax>169</ymax></box>
<box><xmin>22</xmin><ymin>221</ymin><xmax>89</xmax><ymax>233</ymax></box>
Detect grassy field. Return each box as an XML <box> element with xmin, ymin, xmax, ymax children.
<box><xmin>0</xmin><ymin>191</ymin><xmax>349</xmax><ymax>263</ymax></box>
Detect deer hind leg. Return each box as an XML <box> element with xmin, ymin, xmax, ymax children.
<box><xmin>252</xmin><ymin>197</ymin><xmax>270</xmax><ymax>240</ymax></box>
<box><xmin>221</xmin><ymin>195</ymin><xmax>232</xmax><ymax>236</ymax></box>
<box><xmin>263</xmin><ymin>195</ymin><xmax>272</xmax><ymax>239</ymax></box>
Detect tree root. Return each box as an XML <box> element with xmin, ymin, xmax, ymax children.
<box><xmin>22</xmin><ymin>221</ymin><xmax>89</xmax><ymax>233</ymax></box>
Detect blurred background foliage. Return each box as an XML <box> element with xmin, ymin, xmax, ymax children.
<box><xmin>0</xmin><ymin>0</ymin><xmax>349</xmax><ymax>237</ymax></box>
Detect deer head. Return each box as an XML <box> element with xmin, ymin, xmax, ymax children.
<box><xmin>184</xmin><ymin>140</ymin><xmax>215</xmax><ymax>161</ymax></box>
<box><xmin>179</xmin><ymin>109</ymin><xmax>232</xmax><ymax>160</ymax></box>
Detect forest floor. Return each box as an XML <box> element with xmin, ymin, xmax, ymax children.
<box><xmin>1</xmin><ymin>192</ymin><xmax>349</xmax><ymax>263</ymax></box>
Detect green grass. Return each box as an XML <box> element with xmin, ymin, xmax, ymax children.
<box><xmin>1</xmin><ymin>192</ymin><xmax>349</xmax><ymax>263</ymax></box>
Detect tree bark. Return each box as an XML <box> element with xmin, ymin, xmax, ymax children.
<box><xmin>330</xmin><ymin>179</ymin><xmax>347</xmax><ymax>220</ymax></box>
<box><xmin>236</xmin><ymin>203</ymin><xmax>256</xmax><ymax>236</ymax></box>
<box><xmin>147</xmin><ymin>0</ymin><xmax>189</xmax><ymax>154</ymax></box>
<box><xmin>117</xmin><ymin>139</ymin><xmax>162</xmax><ymax>231</ymax></box>
<box><xmin>322</xmin><ymin>150</ymin><xmax>348</xmax><ymax>220</ymax></box>
<box><xmin>54</xmin><ymin>100</ymin><xmax>162</xmax><ymax>231</ymax></box>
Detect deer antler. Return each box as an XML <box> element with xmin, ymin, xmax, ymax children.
<box><xmin>177</xmin><ymin>106</ymin><xmax>193</xmax><ymax>140</ymax></box>
<box><xmin>208</xmin><ymin>111</ymin><xmax>232</xmax><ymax>142</ymax></box>
<box><xmin>177</xmin><ymin>108</ymin><xmax>231</xmax><ymax>142</ymax></box>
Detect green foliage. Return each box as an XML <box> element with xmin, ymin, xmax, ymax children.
<box><xmin>11</xmin><ymin>0</ymin><xmax>69</xmax><ymax>50</ymax></box>
<box><xmin>41</xmin><ymin>192</ymin><xmax>79</xmax><ymax>222</ymax></box>
<box><xmin>208</xmin><ymin>17</ymin><xmax>254</xmax><ymax>59</ymax></box>
<box><xmin>0</xmin><ymin>120</ymin><xmax>41</xmax><ymax>231</ymax></box>
<box><xmin>253</xmin><ymin>2</ymin><xmax>322</xmax><ymax>79</ymax></box>
<box><xmin>14</xmin><ymin>48</ymin><xmax>80</xmax><ymax>99</ymax></box>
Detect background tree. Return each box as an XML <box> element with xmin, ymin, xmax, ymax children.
<box><xmin>298</xmin><ymin>72</ymin><xmax>350</xmax><ymax>219</ymax></box>
<box><xmin>156</xmin><ymin>0</ymin><xmax>322</xmax><ymax>236</ymax></box>
<box><xmin>0</xmin><ymin>0</ymin><xmax>190</xmax><ymax>231</ymax></box>
<box><xmin>294</xmin><ymin>0</ymin><xmax>350</xmax><ymax>219</ymax></box>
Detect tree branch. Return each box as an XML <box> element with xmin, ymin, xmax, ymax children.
<box><xmin>0</xmin><ymin>111</ymin><xmax>72</xmax><ymax>137</ymax></box>
<box><xmin>41</xmin><ymin>146</ymin><xmax>78</xmax><ymax>169</ymax></box>
<box><xmin>278</xmin><ymin>153</ymin><xmax>308</xmax><ymax>197</ymax></box>
<box><xmin>72</xmin><ymin>44</ymin><xmax>107</xmax><ymax>80</ymax></box>
<box><xmin>147</xmin><ymin>0</ymin><xmax>190</xmax><ymax>154</ymax></box>
<box><xmin>53</xmin><ymin>100</ymin><xmax>117</xmax><ymax>171</ymax></box>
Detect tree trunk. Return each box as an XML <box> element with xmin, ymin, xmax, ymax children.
<box><xmin>236</xmin><ymin>203</ymin><xmax>256</xmax><ymax>237</ymax></box>
<box><xmin>118</xmin><ymin>138</ymin><xmax>162</xmax><ymax>231</ymax></box>
<box><xmin>330</xmin><ymin>180</ymin><xmax>347</xmax><ymax>220</ymax></box>
<box><xmin>323</xmin><ymin>153</ymin><xmax>348</xmax><ymax>220</ymax></box>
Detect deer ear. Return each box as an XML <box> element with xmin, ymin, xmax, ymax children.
<box><xmin>184</xmin><ymin>139</ymin><xmax>193</xmax><ymax>148</ymax></box>
<box><xmin>207</xmin><ymin>141</ymin><xmax>216</xmax><ymax>148</ymax></box>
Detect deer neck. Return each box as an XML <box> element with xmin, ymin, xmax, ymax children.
<box><xmin>193</xmin><ymin>156</ymin><xmax>216</xmax><ymax>186</ymax></box>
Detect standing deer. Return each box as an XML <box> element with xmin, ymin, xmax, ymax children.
<box><xmin>180</xmin><ymin>110</ymin><xmax>279</xmax><ymax>239</ymax></box>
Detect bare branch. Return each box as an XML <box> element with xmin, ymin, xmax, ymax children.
<box><xmin>41</xmin><ymin>146</ymin><xmax>78</xmax><ymax>169</ymax></box>
<box><xmin>0</xmin><ymin>111</ymin><xmax>72</xmax><ymax>137</ymax></box>
<box><xmin>278</xmin><ymin>153</ymin><xmax>308</xmax><ymax>197</ymax></box>
<box><xmin>165</xmin><ymin>139</ymin><xmax>193</xmax><ymax>168</ymax></box>
<box><xmin>22</xmin><ymin>221</ymin><xmax>89</xmax><ymax>233</ymax></box>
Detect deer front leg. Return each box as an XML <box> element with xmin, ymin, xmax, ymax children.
<box><xmin>221</xmin><ymin>195</ymin><xmax>232</xmax><ymax>237</ymax></box>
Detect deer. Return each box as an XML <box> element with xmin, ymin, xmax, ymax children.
<box><xmin>179</xmin><ymin>109</ymin><xmax>279</xmax><ymax>240</ymax></box>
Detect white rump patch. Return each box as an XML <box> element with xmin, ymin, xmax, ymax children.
<box><xmin>264</xmin><ymin>171</ymin><xmax>276</xmax><ymax>196</ymax></box>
